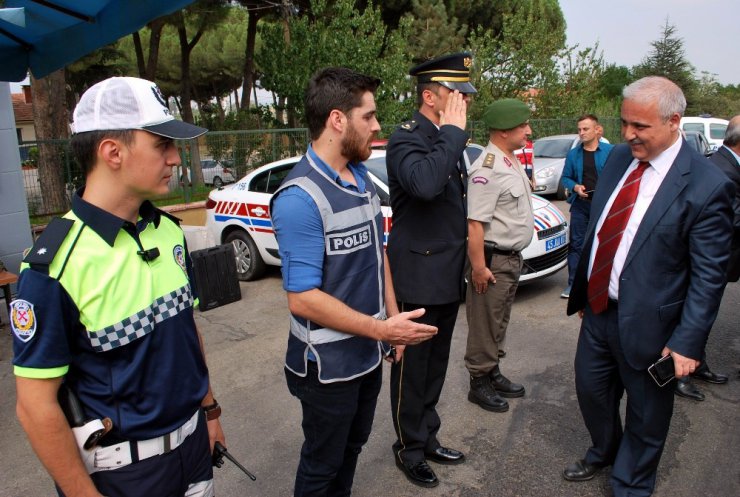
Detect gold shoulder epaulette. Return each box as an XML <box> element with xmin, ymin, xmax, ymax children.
<box><xmin>483</xmin><ymin>153</ymin><xmax>495</xmax><ymax>168</ymax></box>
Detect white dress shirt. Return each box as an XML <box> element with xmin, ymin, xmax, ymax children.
<box><xmin>588</xmin><ymin>134</ymin><xmax>683</xmax><ymax>299</ymax></box>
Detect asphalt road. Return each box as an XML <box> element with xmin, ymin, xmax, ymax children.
<box><xmin>1</xmin><ymin>200</ymin><xmax>738</xmax><ymax>497</ymax></box>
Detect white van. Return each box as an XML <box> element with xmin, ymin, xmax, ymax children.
<box><xmin>680</xmin><ymin>116</ymin><xmax>728</xmax><ymax>151</ymax></box>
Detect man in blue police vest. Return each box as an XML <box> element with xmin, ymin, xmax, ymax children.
<box><xmin>270</xmin><ymin>67</ymin><xmax>438</xmax><ymax>497</ymax></box>
<box><xmin>385</xmin><ymin>52</ymin><xmax>474</xmax><ymax>488</ymax></box>
<box><xmin>12</xmin><ymin>77</ymin><xmax>225</xmax><ymax>497</ymax></box>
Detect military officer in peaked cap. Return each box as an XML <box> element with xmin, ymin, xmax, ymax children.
<box><xmin>385</xmin><ymin>52</ymin><xmax>476</xmax><ymax>488</ymax></box>
<box><xmin>464</xmin><ymin>99</ymin><xmax>534</xmax><ymax>414</ymax></box>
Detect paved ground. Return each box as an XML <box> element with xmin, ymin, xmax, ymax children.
<box><xmin>1</xmin><ymin>201</ymin><xmax>738</xmax><ymax>497</ymax></box>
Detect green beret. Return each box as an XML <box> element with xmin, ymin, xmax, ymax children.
<box><xmin>482</xmin><ymin>99</ymin><xmax>530</xmax><ymax>130</ymax></box>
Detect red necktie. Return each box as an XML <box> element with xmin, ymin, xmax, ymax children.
<box><xmin>587</xmin><ymin>161</ymin><xmax>650</xmax><ymax>314</ymax></box>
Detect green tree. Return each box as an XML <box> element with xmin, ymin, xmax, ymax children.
<box><xmin>691</xmin><ymin>73</ymin><xmax>740</xmax><ymax>118</ymax></box>
<box><xmin>537</xmin><ymin>44</ymin><xmax>608</xmax><ymax>120</ymax></box>
<box><xmin>598</xmin><ymin>64</ymin><xmax>633</xmax><ymax>100</ymax></box>
<box><xmin>257</xmin><ymin>0</ymin><xmax>413</xmax><ymax>129</ymax></box>
<box><xmin>632</xmin><ymin>21</ymin><xmax>696</xmax><ymax>103</ymax></box>
<box><xmin>402</xmin><ymin>0</ymin><xmax>467</xmax><ymax>62</ymax></box>
<box><xmin>468</xmin><ymin>0</ymin><xmax>566</xmax><ymax>118</ymax></box>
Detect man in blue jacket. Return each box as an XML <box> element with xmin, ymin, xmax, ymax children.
<box><xmin>560</xmin><ymin>115</ymin><xmax>613</xmax><ymax>298</ymax></box>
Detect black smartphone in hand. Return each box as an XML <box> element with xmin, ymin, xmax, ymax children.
<box><xmin>647</xmin><ymin>354</ymin><xmax>675</xmax><ymax>387</ymax></box>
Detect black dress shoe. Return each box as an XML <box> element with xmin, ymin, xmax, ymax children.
<box><xmin>674</xmin><ymin>379</ymin><xmax>705</xmax><ymax>401</ymax></box>
<box><xmin>562</xmin><ymin>459</ymin><xmax>601</xmax><ymax>482</ymax></box>
<box><xmin>425</xmin><ymin>446</ymin><xmax>465</xmax><ymax>465</ymax></box>
<box><xmin>468</xmin><ymin>375</ymin><xmax>509</xmax><ymax>412</ymax></box>
<box><xmin>395</xmin><ymin>459</ymin><xmax>439</xmax><ymax>488</ymax></box>
<box><xmin>490</xmin><ymin>366</ymin><xmax>525</xmax><ymax>398</ymax></box>
<box><xmin>690</xmin><ymin>369</ymin><xmax>729</xmax><ymax>384</ymax></box>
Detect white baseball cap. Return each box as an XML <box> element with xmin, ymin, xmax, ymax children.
<box><xmin>71</xmin><ymin>77</ymin><xmax>207</xmax><ymax>139</ymax></box>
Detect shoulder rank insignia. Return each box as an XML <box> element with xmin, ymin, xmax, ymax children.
<box><xmin>483</xmin><ymin>153</ymin><xmax>495</xmax><ymax>169</ymax></box>
<box><xmin>399</xmin><ymin>120</ymin><xmax>418</xmax><ymax>131</ymax></box>
<box><xmin>23</xmin><ymin>217</ymin><xmax>75</xmax><ymax>274</ymax></box>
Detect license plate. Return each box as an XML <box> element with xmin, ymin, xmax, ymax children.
<box><xmin>545</xmin><ymin>234</ymin><xmax>566</xmax><ymax>252</ymax></box>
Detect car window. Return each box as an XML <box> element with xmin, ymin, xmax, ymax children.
<box><xmin>533</xmin><ymin>139</ymin><xmax>572</xmax><ymax>158</ymax></box>
<box><xmin>709</xmin><ymin>123</ymin><xmax>727</xmax><ymax>140</ymax></box>
<box><xmin>249</xmin><ymin>163</ymin><xmax>297</xmax><ymax>194</ymax></box>
<box><xmin>682</xmin><ymin>123</ymin><xmax>703</xmax><ymax>134</ymax></box>
<box><xmin>201</xmin><ymin>160</ymin><xmax>216</xmax><ymax>169</ymax></box>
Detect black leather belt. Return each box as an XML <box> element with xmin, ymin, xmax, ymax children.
<box><xmin>483</xmin><ymin>241</ymin><xmax>520</xmax><ymax>266</ymax></box>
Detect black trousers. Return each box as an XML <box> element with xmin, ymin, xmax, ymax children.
<box><xmin>286</xmin><ymin>361</ymin><xmax>382</xmax><ymax>497</ymax></box>
<box><xmin>575</xmin><ymin>304</ymin><xmax>675</xmax><ymax>497</ymax></box>
<box><xmin>390</xmin><ymin>301</ymin><xmax>459</xmax><ymax>464</ymax></box>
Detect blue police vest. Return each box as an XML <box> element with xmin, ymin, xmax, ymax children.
<box><xmin>272</xmin><ymin>154</ymin><xmax>386</xmax><ymax>383</ymax></box>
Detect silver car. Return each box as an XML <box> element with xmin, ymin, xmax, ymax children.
<box><xmin>532</xmin><ymin>134</ymin><xmax>580</xmax><ymax>200</ymax></box>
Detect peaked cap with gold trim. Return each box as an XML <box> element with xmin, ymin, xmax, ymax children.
<box><xmin>409</xmin><ymin>52</ymin><xmax>477</xmax><ymax>94</ymax></box>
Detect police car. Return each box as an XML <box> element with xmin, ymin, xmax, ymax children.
<box><xmin>205</xmin><ymin>149</ymin><xmax>569</xmax><ymax>282</ymax></box>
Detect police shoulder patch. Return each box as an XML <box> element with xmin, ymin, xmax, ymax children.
<box><xmin>10</xmin><ymin>299</ymin><xmax>37</xmax><ymax>343</ymax></box>
<box><xmin>173</xmin><ymin>245</ymin><xmax>187</xmax><ymax>273</ymax></box>
<box><xmin>483</xmin><ymin>153</ymin><xmax>495</xmax><ymax>168</ymax></box>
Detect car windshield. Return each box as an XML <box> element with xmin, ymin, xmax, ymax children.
<box><xmin>364</xmin><ymin>157</ymin><xmax>388</xmax><ymax>184</ymax></box>
<box><xmin>534</xmin><ymin>139</ymin><xmax>573</xmax><ymax>158</ymax></box>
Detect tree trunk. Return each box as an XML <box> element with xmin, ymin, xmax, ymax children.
<box><xmin>176</xmin><ymin>12</ymin><xmax>205</xmax><ymax>185</ymax></box>
<box><xmin>239</xmin><ymin>11</ymin><xmax>260</xmax><ymax>110</ymax></box>
<box><xmin>31</xmin><ymin>70</ymin><xmax>70</xmax><ymax>215</ymax></box>
<box><xmin>132</xmin><ymin>32</ymin><xmax>146</xmax><ymax>76</ymax></box>
<box><xmin>145</xmin><ymin>19</ymin><xmax>166</xmax><ymax>80</ymax></box>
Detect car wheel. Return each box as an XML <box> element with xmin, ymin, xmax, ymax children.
<box><xmin>213</xmin><ymin>176</ymin><xmax>224</xmax><ymax>188</ymax></box>
<box><xmin>224</xmin><ymin>230</ymin><xmax>265</xmax><ymax>281</ymax></box>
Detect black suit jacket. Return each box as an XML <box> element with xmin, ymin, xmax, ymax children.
<box><xmin>567</xmin><ymin>142</ymin><xmax>734</xmax><ymax>369</ymax></box>
<box><xmin>386</xmin><ymin>111</ymin><xmax>469</xmax><ymax>305</ymax></box>
<box><xmin>710</xmin><ymin>146</ymin><xmax>740</xmax><ymax>281</ymax></box>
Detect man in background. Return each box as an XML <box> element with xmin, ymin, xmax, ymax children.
<box><xmin>560</xmin><ymin>114</ymin><xmax>613</xmax><ymax>298</ymax></box>
<box><xmin>673</xmin><ymin>114</ymin><xmax>740</xmax><ymax>400</ymax></box>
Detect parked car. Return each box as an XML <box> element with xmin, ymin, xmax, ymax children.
<box><xmin>205</xmin><ymin>150</ymin><xmax>570</xmax><ymax>283</ymax></box>
<box><xmin>531</xmin><ymin>134</ymin><xmax>612</xmax><ymax>200</ymax></box>
<box><xmin>200</xmin><ymin>159</ymin><xmax>236</xmax><ymax>187</ymax></box>
<box><xmin>680</xmin><ymin>116</ymin><xmax>728</xmax><ymax>151</ymax></box>
<box><xmin>531</xmin><ymin>134</ymin><xmax>578</xmax><ymax>200</ymax></box>
<box><xmin>683</xmin><ymin>130</ymin><xmax>713</xmax><ymax>157</ymax></box>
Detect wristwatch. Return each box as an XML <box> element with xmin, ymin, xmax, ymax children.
<box><xmin>202</xmin><ymin>400</ymin><xmax>222</xmax><ymax>421</ymax></box>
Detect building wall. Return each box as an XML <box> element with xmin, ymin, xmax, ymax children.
<box><xmin>0</xmin><ymin>83</ymin><xmax>34</xmax><ymax>276</ymax></box>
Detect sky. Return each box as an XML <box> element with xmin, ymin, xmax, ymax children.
<box><xmin>9</xmin><ymin>0</ymin><xmax>740</xmax><ymax>92</ymax></box>
<box><xmin>559</xmin><ymin>0</ymin><xmax>740</xmax><ymax>85</ymax></box>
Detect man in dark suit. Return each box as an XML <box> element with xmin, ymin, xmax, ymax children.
<box><xmin>711</xmin><ymin>115</ymin><xmax>740</xmax><ymax>282</ymax></box>
<box><xmin>562</xmin><ymin>77</ymin><xmax>734</xmax><ymax>497</ymax></box>
<box><xmin>385</xmin><ymin>53</ymin><xmax>475</xmax><ymax>488</ymax></box>
<box><xmin>673</xmin><ymin>116</ymin><xmax>739</xmax><ymax>401</ymax></box>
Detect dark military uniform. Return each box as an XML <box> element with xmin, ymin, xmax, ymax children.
<box><xmin>386</xmin><ymin>109</ymin><xmax>469</xmax><ymax>465</ymax></box>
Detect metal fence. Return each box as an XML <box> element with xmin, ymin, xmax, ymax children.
<box><xmin>19</xmin><ymin>118</ymin><xmax>621</xmax><ymax>223</ymax></box>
